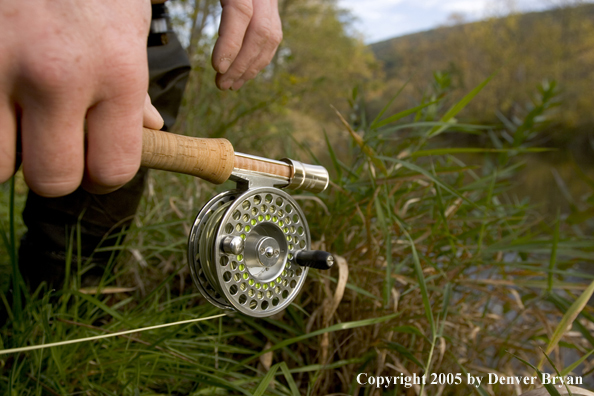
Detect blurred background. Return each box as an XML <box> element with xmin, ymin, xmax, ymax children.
<box><xmin>172</xmin><ymin>0</ymin><xmax>594</xmax><ymax>217</ymax></box>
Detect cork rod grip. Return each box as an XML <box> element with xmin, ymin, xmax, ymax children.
<box><xmin>141</xmin><ymin>128</ymin><xmax>235</xmax><ymax>184</ymax></box>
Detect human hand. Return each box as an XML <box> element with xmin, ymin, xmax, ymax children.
<box><xmin>0</xmin><ymin>0</ymin><xmax>151</xmax><ymax>197</ymax></box>
<box><xmin>212</xmin><ymin>0</ymin><xmax>283</xmax><ymax>91</ymax></box>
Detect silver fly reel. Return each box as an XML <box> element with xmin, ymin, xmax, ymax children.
<box><xmin>187</xmin><ymin>155</ymin><xmax>334</xmax><ymax>317</ymax></box>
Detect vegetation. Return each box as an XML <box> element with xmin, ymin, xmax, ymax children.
<box><xmin>370</xmin><ymin>2</ymin><xmax>594</xmax><ymax>139</ymax></box>
<box><xmin>1</xmin><ymin>0</ymin><xmax>594</xmax><ymax>395</ymax></box>
<box><xmin>369</xmin><ymin>1</ymin><xmax>594</xmax><ymax>215</ymax></box>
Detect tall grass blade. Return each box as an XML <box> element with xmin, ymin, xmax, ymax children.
<box><xmin>560</xmin><ymin>348</ymin><xmax>594</xmax><ymax>377</ymax></box>
<box><xmin>324</xmin><ymin>129</ymin><xmax>342</xmax><ymax>181</ymax></box>
<box><xmin>374</xmin><ymin>100</ymin><xmax>440</xmax><ymax>129</ymax></box>
<box><xmin>381</xmin><ymin>157</ymin><xmax>478</xmax><ymax>209</ymax></box>
<box><xmin>319</xmin><ymin>274</ymin><xmax>382</xmax><ymax>301</ymax></box>
<box><xmin>0</xmin><ymin>313</ymin><xmax>226</xmax><ymax>355</ymax></box>
<box><xmin>370</xmin><ymin>79</ymin><xmax>409</xmax><ymax>128</ymax></box>
<box><xmin>541</xmin><ymin>348</ymin><xmax>574</xmax><ymax>396</ymax></box>
<box><xmin>384</xmin><ymin>342</ymin><xmax>425</xmax><ymax>369</ymax></box>
<box><xmin>239</xmin><ymin>313</ymin><xmax>400</xmax><ymax>366</ymax></box>
<box><xmin>548</xmin><ymin>211</ymin><xmax>560</xmax><ymax>293</ymax></box>
<box><xmin>252</xmin><ymin>362</ymin><xmax>289</xmax><ymax>396</ymax></box>
<box><xmin>8</xmin><ymin>176</ymin><xmax>21</xmax><ymax>322</ymax></box>
<box><xmin>509</xmin><ymin>352</ymin><xmax>562</xmax><ymax>396</ymax></box>
<box><xmin>333</xmin><ymin>106</ymin><xmax>388</xmax><ymax>174</ymax></box>
<box><xmin>428</xmin><ymin>73</ymin><xmax>495</xmax><ymax>138</ymax></box>
<box><xmin>279</xmin><ymin>361</ymin><xmax>300</xmax><ymax>396</ymax></box>
<box><xmin>410</xmin><ymin>147</ymin><xmax>553</xmax><ymax>157</ymax></box>
<box><xmin>403</xmin><ymin>230</ymin><xmax>435</xmax><ymax>337</ymax></box>
<box><xmin>374</xmin><ymin>198</ymin><xmax>392</xmax><ymax>307</ymax></box>
<box><xmin>539</xmin><ymin>280</ymin><xmax>594</xmax><ymax>369</ymax></box>
<box><xmin>391</xmin><ymin>325</ymin><xmax>426</xmax><ymax>339</ymax></box>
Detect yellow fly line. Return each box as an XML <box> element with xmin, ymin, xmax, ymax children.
<box><xmin>0</xmin><ymin>313</ymin><xmax>227</xmax><ymax>355</ymax></box>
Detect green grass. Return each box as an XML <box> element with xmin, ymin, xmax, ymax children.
<box><xmin>0</xmin><ymin>77</ymin><xmax>593</xmax><ymax>395</ymax></box>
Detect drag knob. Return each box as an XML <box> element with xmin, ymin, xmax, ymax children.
<box><xmin>295</xmin><ymin>251</ymin><xmax>334</xmax><ymax>270</ymax></box>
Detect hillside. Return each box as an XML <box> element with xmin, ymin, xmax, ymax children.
<box><xmin>366</xmin><ymin>3</ymin><xmax>594</xmax><ymax>145</ymax></box>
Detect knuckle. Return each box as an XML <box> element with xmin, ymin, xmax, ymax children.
<box><xmin>88</xmin><ymin>159</ymin><xmax>139</xmax><ymax>189</ymax></box>
<box><xmin>27</xmin><ymin>176</ymin><xmax>81</xmax><ymax>198</ymax></box>
<box><xmin>242</xmin><ymin>70</ymin><xmax>258</xmax><ymax>81</ymax></box>
<box><xmin>24</xmin><ymin>156</ymin><xmax>84</xmax><ymax>197</ymax></box>
<box><xmin>228</xmin><ymin>0</ymin><xmax>254</xmax><ymax>20</ymax></box>
<box><xmin>220</xmin><ymin>40</ymin><xmax>243</xmax><ymax>59</ymax></box>
<box><xmin>25</xmin><ymin>58</ymin><xmax>73</xmax><ymax>93</ymax></box>
<box><xmin>271</xmin><ymin>29</ymin><xmax>283</xmax><ymax>45</ymax></box>
<box><xmin>223</xmin><ymin>57</ymin><xmax>249</xmax><ymax>78</ymax></box>
<box><xmin>105</xmin><ymin>55</ymin><xmax>147</xmax><ymax>90</ymax></box>
<box><xmin>244</xmin><ymin>62</ymin><xmax>265</xmax><ymax>80</ymax></box>
<box><xmin>254</xmin><ymin>23</ymin><xmax>273</xmax><ymax>42</ymax></box>
<box><xmin>230</xmin><ymin>62</ymin><xmax>249</xmax><ymax>78</ymax></box>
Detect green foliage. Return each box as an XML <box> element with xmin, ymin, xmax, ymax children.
<box><xmin>1</xmin><ymin>2</ymin><xmax>593</xmax><ymax>395</ymax></box>
<box><xmin>299</xmin><ymin>74</ymin><xmax>594</xmax><ymax>394</ymax></box>
<box><xmin>0</xmin><ymin>73</ymin><xmax>593</xmax><ymax>395</ymax></box>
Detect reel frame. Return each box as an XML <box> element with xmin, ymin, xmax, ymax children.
<box><xmin>188</xmin><ymin>186</ymin><xmax>311</xmax><ymax>317</ymax></box>
<box><xmin>187</xmin><ymin>160</ymin><xmax>327</xmax><ymax>318</ymax></box>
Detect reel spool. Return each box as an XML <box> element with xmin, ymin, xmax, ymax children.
<box><xmin>187</xmin><ymin>158</ymin><xmax>333</xmax><ymax>317</ymax></box>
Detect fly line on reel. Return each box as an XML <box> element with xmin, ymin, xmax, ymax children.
<box><xmin>189</xmin><ymin>187</ymin><xmax>313</xmax><ymax>317</ymax></box>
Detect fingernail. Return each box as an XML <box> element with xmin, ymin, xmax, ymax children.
<box><xmin>218</xmin><ymin>59</ymin><xmax>231</xmax><ymax>74</ymax></box>
<box><xmin>232</xmin><ymin>79</ymin><xmax>245</xmax><ymax>90</ymax></box>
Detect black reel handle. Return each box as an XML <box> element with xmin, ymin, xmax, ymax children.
<box><xmin>295</xmin><ymin>250</ymin><xmax>334</xmax><ymax>270</ymax></box>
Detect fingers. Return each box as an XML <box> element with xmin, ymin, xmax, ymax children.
<box><xmin>20</xmin><ymin>98</ymin><xmax>86</xmax><ymax>197</ymax></box>
<box><xmin>83</xmin><ymin>88</ymin><xmax>145</xmax><ymax>195</ymax></box>
<box><xmin>231</xmin><ymin>28</ymin><xmax>279</xmax><ymax>90</ymax></box>
<box><xmin>233</xmin><ymin>0</ymin><xmax>281</xmax><ymax>87</ymax></box>
<box><xmin>0</xmin><ymin>97</ymin><xmax>17</xmax><ymax>183</ymax></box>
<box><xmin>18</xmin><ymin>89</ymin><xmax>148</xmax><ymax>197</ymax></box>
<box><xmin>213</xmin><ymin>0</ymin><xmax>254</xmax><ymax>76</ymax></box>
<box><xmin>142</xmin><ymin>93</ymin><xmax>164</xmax><ymax>130</ymax></box>
<box><xmin>214</xmin><ymin>0</ymin><xmax>282</xmax><ymax>90</ymax></box>
<box><xmin>0</xmin><ymin>0</ymin><xmax>152</xmax><ymax>197</ymax></box>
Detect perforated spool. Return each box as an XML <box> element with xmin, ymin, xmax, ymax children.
<box><xmin>188</xmin><ymin>187</ymin><xmax>311</xmax><ymax>317</ymax></box>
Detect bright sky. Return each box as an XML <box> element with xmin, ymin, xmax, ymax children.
<box><xmin>337</xmin><ymin>0</ymin><xmax>585</xmax><ymax>43</ymax></box>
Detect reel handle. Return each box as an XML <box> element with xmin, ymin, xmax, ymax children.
<box><xmin>141</xmin><ymin>128</ymin><xmax>329</xmax><ymax>193</ymax></box>
<box><xmin>295</xmin><ymin>250</ymin><xmax>335</xmax><ymax>270</ymax></box>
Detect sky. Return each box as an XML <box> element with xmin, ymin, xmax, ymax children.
<box><xmin>337</xmin><ymin>0</ymin><xmax>583</xmax><ymax>43</ymax></box>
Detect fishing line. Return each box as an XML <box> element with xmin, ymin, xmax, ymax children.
<box><xmin>0</xmin><ymin>313</ymin><xmax>227</xmax><ymax>355</ymax></box>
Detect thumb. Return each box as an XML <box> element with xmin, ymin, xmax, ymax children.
<box><xmin>143</xmin><ymin>93</ymin><xmax>164</xmax><ymax>130</ymax></box>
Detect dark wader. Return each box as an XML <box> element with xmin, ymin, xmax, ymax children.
<box><xmin>18</xmin><ymin>4</ymin><xmax>191</xmax><ymax>288</ymax></box>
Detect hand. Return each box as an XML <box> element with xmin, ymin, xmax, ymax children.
<box><xmin>212</xmin><ymin>0</ymin><xmax>283</xmax><ymax>91</ymax></box>
<box><xmin>0</xmin><ymin>0</ymin><xmax>151</xmax><ymax>197</ymax></box>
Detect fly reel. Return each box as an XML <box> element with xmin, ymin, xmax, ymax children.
<box><xmin>187</xmin><ymin>155</ymin><xmax>334</xmax><ymax>317</ymax></box>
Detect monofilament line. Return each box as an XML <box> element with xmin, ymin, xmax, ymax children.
<box><xmin>0</xmin><ymin>313</ymin><xmax>227</xmax><ymax>355</ymax></box>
